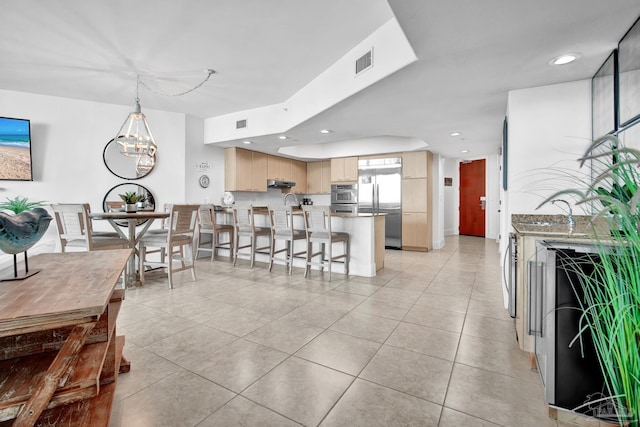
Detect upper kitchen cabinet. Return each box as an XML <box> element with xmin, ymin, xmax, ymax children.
<box><xmin>224</xmin><ymin>147</ymin><xmax>267</xmax><ymax>192</ymax></box>
<box><xmin>290</xmin><ymin>159</ymin><xmax>307</xmax><ymax>194</ymax></box>
<box><xmin>307</xmin><ymin>161</ymin><xmax>331</xmax><ymax>194</ymax></box>
<box><xmin>402</xmin><ymin>151</ymin><xmax>428</xmax><ymax>178</ymax></box>
<box><xmin>267</xmin><ymin>155</ymin><xmax>292</xmax><ymax>181</ymax></box>
<box><xmin>330</xmin><ymin>157</ymin><xmax>358</xmax><ymax>182</ymax></box>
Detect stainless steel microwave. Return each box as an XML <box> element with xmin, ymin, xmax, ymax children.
<box><xmin>331</xmin><ymin>184</ymin><xmax>357</xmax><ymax>204</ymax></box>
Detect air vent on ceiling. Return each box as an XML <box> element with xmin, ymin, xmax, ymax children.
<box><xmin>236</xmin><ymin>119</ymin><xmax>247</xmax><ymax>129</ymax></box>
<box><xmin>355</xmin><ymin>48</ymin><xmax>373</xmax><ymax>75</ymax></box>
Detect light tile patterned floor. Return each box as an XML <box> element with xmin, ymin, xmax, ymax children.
<box><xmin>108</xmin><ymin>236</ymin><xmax>592</xmax><ymax>426</ymax></box>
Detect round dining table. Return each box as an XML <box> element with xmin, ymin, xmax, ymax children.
<box><xmin>89</xmin><ymin>211</ymin><xmax>170</xmax><ymax>286</ymax></box>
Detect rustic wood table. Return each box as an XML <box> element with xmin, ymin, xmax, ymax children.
<box><xmin>0</xmin><ymin>250</ymin><xmax>131</xmax><ymax>427</ymax></box>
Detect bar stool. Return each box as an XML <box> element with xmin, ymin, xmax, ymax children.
<box><xmin>196</xmin><ymin>204</ymin><xmax>234</xmax><ymax>261</ymax></box>
<box><xmin>302</xmin><ymin>206</ymin><xmax>350</xmax><ymax>281</ymax></box>
<box><xmin>233</xmin><ymin>205</ymin><xmax>271</xmax><ymax>268</ymax></box>
<box><xmin>268</xmin><ymin>206</ymin><xmax>307</xmax><ymax>274</ymax></box>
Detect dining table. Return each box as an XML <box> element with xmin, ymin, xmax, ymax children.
<box><xmin>89</xmin><ymin>210</ymin><xmax>170</xmax><ymax>286</ymax></box>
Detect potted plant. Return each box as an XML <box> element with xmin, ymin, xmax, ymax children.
<box><xmin>0</xmin><ymin>196</ymin><xmax>52</xmax><ymax>269</ymax></box>
<box><xmin>0</xmin><ymin>196</ymin><xmax>47</xmax><ymax>214</ymax></box>
<box><xmin>136</xmin><ymin>194</ymin><xmax>147</xmax><ymax>209</ymax></box>
<box><xmin>119</xmin><ymin>192</ymin><xmax>141</xmax><ymax>213</ymax></box>
<box><xmin>538</xmin><ymin>135</ymin><xmax>640</xmax><ymax>425</ymax></box>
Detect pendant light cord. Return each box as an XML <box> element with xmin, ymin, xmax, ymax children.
<box><xmin>136</xmin><ymin>69</ymin><xmax>215</xmax><ymax>98</ymax></box>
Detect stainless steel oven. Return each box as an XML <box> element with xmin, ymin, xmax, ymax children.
<box><xmin>331</xmin><ymin>184</ymin><xmax>357</xmax><ymax>205</ymax></box>
<box><xmin>330</xmin><ymin>203</ymin><xmax>358</xmax><ymax>214</ymax></box>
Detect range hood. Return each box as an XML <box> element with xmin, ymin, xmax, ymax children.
<box><xmin>267</xmin><ymin>179</ymin><xmax>296</xmax><ymax>188</ymax></box>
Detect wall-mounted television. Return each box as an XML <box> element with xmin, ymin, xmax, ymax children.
<box><xmin>0</xmin><ymin>117</ymin><xmax>33</xmax><ymax>181</ymax></box>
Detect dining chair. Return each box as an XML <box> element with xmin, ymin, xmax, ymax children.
<box><xmin>138</xmin><ymin>204</ymin><xmax>199</xmax><ymax>289</ymax></box>
<box><xmin>196</xmin><ymin>204</ymin><xmax>234</xmax><ymax>261</ymax></box>
<box><xmin>302</xmin><ymin>205</ymin><xmax>350</xmax><ymax>281</ymax></box>
<box><xmin>268</xmin><ymin>205</ymin><xmax>306</xmax><ymax>274</ymax></box>
<box><xmin>232</xmin><ymin>205</ymin><xmax>271</xmax><ymax>268</ymax></box>
<box><xmin>51</xmin><ymin>203</ymin><xmax>129</xmax><ymax>252</ymax></box>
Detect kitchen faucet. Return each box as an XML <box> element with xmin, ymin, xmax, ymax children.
<box><xmin>283</xmin><ymin>193</ymin><xmax>299</xmax><ymax>207</ymax></box>
<box><xmin>551</xmin><ymin>199</ymin><xmax>575</xmax><ymax>231</ymax></box>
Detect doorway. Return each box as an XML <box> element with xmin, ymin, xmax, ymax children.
<box><xmin>459</xmin><ymin>159</ymin><xmax>486</xmax><ymax>237</ymax></box>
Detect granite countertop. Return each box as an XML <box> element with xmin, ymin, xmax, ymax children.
<box><xmin>511</xmin><ymin>214</ymin><xmax>607</xmax><ymax>238</ymax></box>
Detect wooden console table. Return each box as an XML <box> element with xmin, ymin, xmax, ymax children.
<box><xmin>0</xmin><ymin>249</ymin><xmax>131</xmax><ymax>426</ymax></box>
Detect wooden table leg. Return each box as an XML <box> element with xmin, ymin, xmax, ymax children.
<box><xmin>13</xmin><ymin>322</ymin><xmax>96</xmax><ymax>427</ymax></box>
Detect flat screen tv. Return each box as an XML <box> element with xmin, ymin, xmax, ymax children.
<box><xmin>0</xmin><ymin>117</ymin><xmax>33</xmax><ymax>181</ymax></box>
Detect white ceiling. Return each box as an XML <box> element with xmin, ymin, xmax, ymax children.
<box><xmin>1</xmin><ymin>0</ymin><xmax>639</xmax><ymax>159</ymax></box>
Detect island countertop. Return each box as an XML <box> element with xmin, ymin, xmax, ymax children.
<box><xmin>511</xmin><ymin>214</ymin><xmax>608</xmax><ymax>238</ymax></box>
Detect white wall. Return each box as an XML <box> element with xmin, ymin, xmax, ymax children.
<box><xmin>432</xmin><ymin>153</ymin><xmax>445</xmax><ymax>249</ymax></box>
<box><xmin>499</xmin><ymin>79</ymin><xmax>592</xmax><ymax>307</ymax></box>
<box><xmin>184</xmin><ymin>115</ymin><xmax>226</xmax><ymax>205</ymax></box>
<box><xmin>0</xmin><ymin>89</ymin><xmax>187</xmax><ymax>268</ymax></box>
<box><xmin>443</xmin><ymin>158</ymin><xmax>458</xmax><ymax>236</ymax></box>
<box><xmin>506</xmin><ymin>80</ymin><xmax>592</xmax><ymax>216</ymax></box>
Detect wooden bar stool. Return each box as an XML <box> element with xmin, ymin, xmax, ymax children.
<box><xmin>196</xmin><ymin>204</ymin><xmax>234</xmax><ymax>261</ymax></box>
<box><xmin>232</xmin><ymin>205</ymin><xmax>271</xmax><ymax>268</ymax></box>
<box><xmin>302</xmin><ymin>206</ymin><xmax>349</xmax><ymax>281</ymax></box>
<box><xmin>268</xmin><ymin>206</ymin><xmax>307</xmax><ymax>274</ymax></box>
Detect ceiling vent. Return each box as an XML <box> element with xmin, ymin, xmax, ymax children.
<box><xmin>355</xmin><ymin>48</ymin><xmax>373</xmax><ymax>75</ymax></box>
<box><xmin>236</xmin><ymin>119</ymin><xmax>247</xmax><ymax>129</ymax></box>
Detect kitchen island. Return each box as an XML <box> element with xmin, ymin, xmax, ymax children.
<box><xmin>215</xmin><ymin>208</ymin><xmax>385</xmax><ymax>277</ymax></box>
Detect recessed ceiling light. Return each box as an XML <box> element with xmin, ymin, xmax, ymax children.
<box><xmin>320</xmin><ymin>129</ymin><xmax>332</xmax><ymax>134</ymax></box>
<box><xmin>450</xmin><ymin>132</ymin><xmax>461</xmax><ymax>137</ymax></box>
<box><xmin>549</xmin><ymin>53</ymin><xmax>582</xmax><ymax>66</ymax></box>
<box><xmin>461</xmin><ymin>150</ymin><xmax>469</xmax><ymax>153</ymax></box>
<box><xmin>278</xmin><ymin>135</ymin><xmax>288</xmax><ymax>140</ymax></box>
<box><xmin>243</xmin><ymin>140</ymin><xmax>252</xmax><ymax>144</ymax></box>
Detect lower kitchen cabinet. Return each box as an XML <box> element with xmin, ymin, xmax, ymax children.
<box><xmin>515</xmin><ymin>231</ymin><xmax>537</xmax><ymax>355</ymax></box>
<box><xmin>402</xmin><ymin>212</ymin><xmax>429</xmax><ymax>250</ymax></box>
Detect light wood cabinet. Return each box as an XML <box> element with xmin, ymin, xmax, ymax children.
<box><xmin>514</xmin><ymin>232</ymin><xmax>538</xmax><ymax>354</ymax></box>
<box><xmin>290</xmin><ymin>159</ymin><xmax>307</xmax><ymax>193</ymax></box>
<box><xmin>330</xmin><ymin>156</ymin><xmax>358</xmax><ymax>182</ymax></box>
<box><xmin>224</xmin><ymin>147</ymin><xmax>267</xmax><ymax>192</ymax></box>
<box><xmin>401</xmin><ymin>150</ymin><xmax>433</xmax><ymax>251</ymax></box>
<box><xmin>402</xmin><ymin>212</ymin><xmax>429</xmax><ymax>249</ymax></box>
<box><xmin>402</xmin><ymin>151</ymin><xmax>428</xmax><ymax>178</ymax></box>
<box><xmin>307</xmin><ymin>161</ymin><xmax>331</xmax><ymax>194</ymax></box>
<box><xmin>267</xmin><ymin>155</ymin><xmax>291</xmax><ymax>181</ymax></box>
<box><xmin>252</xmin><ymin>152</ymin><xmax>267</xmax><ymax>191</ymax></box>
<box><xmin>402</xmin><ymin>179</ymin><xmax>428</xmax><ymax>212</ymax></box>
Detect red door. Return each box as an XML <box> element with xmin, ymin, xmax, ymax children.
<box><xmin>459</xmin><ymin>159</ymin><xmax>486</xmax><ymax>237</ymax></box>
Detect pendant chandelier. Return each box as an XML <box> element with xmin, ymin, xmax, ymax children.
<box><xmin>115</xmin><ymin>70</ymin><xmax>215</xmax><ymax>158</ymax></box>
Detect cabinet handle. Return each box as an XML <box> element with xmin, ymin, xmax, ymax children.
<box><xmin>527</xmin><ymin>260</ymin><xmax>544</xmax><ymax>336</ymax></box>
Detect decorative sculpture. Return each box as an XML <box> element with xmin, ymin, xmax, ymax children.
<box><xmin>0</xmin><ymin>207</ymin><xmax>52</xmax><ymax>280</ymax></box>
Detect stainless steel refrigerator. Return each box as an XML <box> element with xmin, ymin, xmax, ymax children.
<box><xmin>358</xmin><ymin>157</ymin><xmax>402</xmax><ymax>249</ymax></box>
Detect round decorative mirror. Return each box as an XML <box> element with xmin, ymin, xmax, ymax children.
<box><xmin>103</xmin><ymin>139</ymin><xmax>156</xmax><ymax>180</ymax></box>
<box><xmin>102</xmin><ymin>183</ymin><xmax>156</xmax><ymax>226</ymax></box>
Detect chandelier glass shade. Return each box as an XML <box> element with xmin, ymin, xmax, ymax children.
<box><xmin>114</xmin><ymin>70</ymin><xmax>214</xmax><ymax>158</ymax></box>
<box><xmin>115</xmin><ymin>98</ymin><xmax>157</xmax><ymax>158</ymax></box>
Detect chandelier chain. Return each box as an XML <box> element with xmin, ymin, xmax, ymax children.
<box><xmin>136</xmin><ymin>69</ymin><xmax>215</xmax><ymax>98</ymax></box>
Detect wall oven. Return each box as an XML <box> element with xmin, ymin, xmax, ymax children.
<box><xmin>331</xmin><ymin>184</ymin><xmax>357</xmax><ymax>205</ymax></box>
